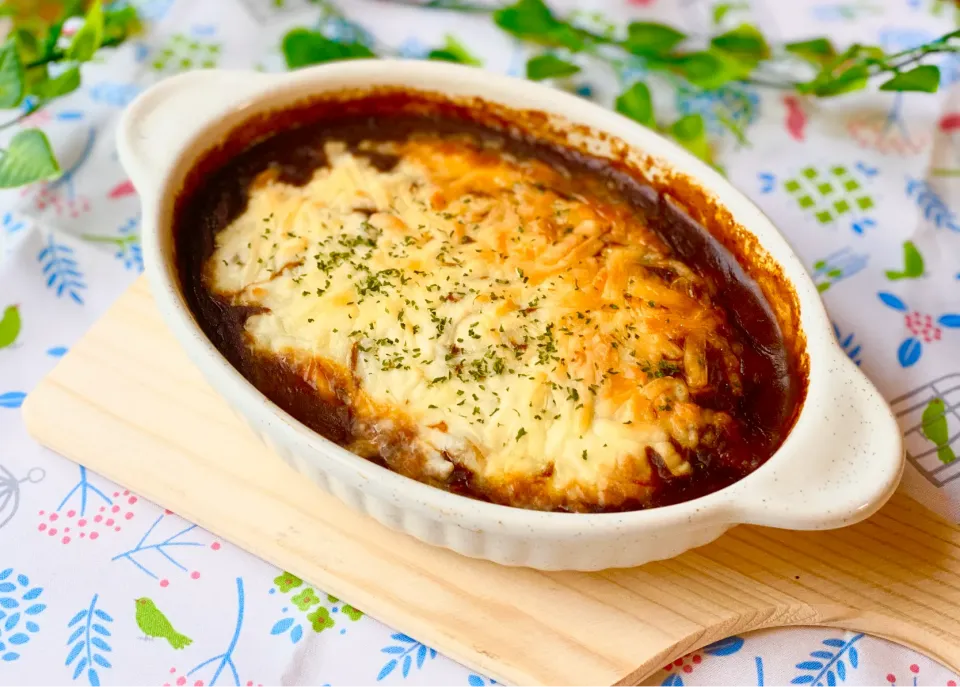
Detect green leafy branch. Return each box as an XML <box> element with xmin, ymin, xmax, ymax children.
<box><xmin>0</xmin><ymin>0</ymin><xmax>140</xmax><ymax>188</ymax></box>
<box><xmin>282</xmin><ymin>0</ymin><xmax>960</xmax><ymax>167</ymax></box>
<box><xmin>282</xmin><ymin>1</ymin><xmax>485</xmax><ymax>68</ymax></box>
<box><xmin>488</xmin><ymin>0</ymin><xmax>958</xmax><ymax>163</ymax></box>
<box><xmin>487</xmin><ymin>0</ymin><xmax>955</xmax><ymax>95</ymax></box>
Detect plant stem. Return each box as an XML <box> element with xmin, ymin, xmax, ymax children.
<box><xmin>743</xmin><ymin>76</ymin><xmax>795</xmax><ymax>90</ymax></box>
<box><xmin>24</xmin><ymin>35</ymin><xmax>126</xmax><ymax>69</ymax></box>
<box><xmin>375</xmin><ymin>0</ymin><xmax>497</xmax><ymax>11</ymax></box>
<box><xmin>0</xmin><ymin>105</ymin><xmax>41</xmax><ymax>131</ymax></box>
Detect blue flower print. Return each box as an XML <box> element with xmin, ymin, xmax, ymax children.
<box><xmin>0</xmin><ymin>392</ymin><xmax>26</xmax><ymax>409</ymax></box>
<box><xmin>1</xmin><ymin>212</ymin><xmax>25</xmax><ymax>236</ymax></box>
<box><xmin>378</xmin><ymin>633</ymin><xmax>437</xmax><ymax>680</ymax></box>
<box><xmin>877</xmin><ymin>292</ymin><xmax>960</xmax><ymax>367</ymax></box>
<box><xmin>676</xmin><ymin>83</ymin><xmax>760</xmax><ymax>137</ymax></box>
<box><xmin>0</xmin><ymin>568</ymin><xmax>46</xmax><ymax>662</ymax></box>
<box><xmin>65</xmin><ymin>594</ymin><xmax>114</xmax><ymax>685</ymax></box>
<box><xmin>38</xmin><ymin>234</ymin><xmax>86</xmax><ymax>304</ymax></box>
<box><xmin>467</xmin><ymin>675</ymin><xmax>497</xmax><ymax>686</ymax></box>
<box><xmin>905</xmin><ymin>177</ymin><xmax>960</xmax><ymax>232</ymax></box>
<box><xmin>832</xmin><ymin>323</ymin><xmax>863</xmax><ymax>365</ymax></box>
<box><xmin>791</xmin><ymin>634</ymin><xmax>862</xmax><ymax>685</ymax></box>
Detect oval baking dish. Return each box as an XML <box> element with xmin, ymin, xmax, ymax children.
<box><xmin>117</xmin><ymin>60</ymin><xmax>904</xmax><ymax>571</ymax></box>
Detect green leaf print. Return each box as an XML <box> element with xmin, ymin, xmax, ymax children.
<box><xmin>341</xmin><ymin>604</ymin><xmax>364</xmax><ymax>621</ymax></box>
<box><xmin>291</xmin><ymin>588</ymin><xmax>321</xmax><ymax>611</ymax></box>
<box><xmin>151</xmin><ymin>33</ymin><xmax>221</xmax><ymax>74</ymax></box>
<box><xmin>273</xmin><ymin>571</ymin><xmax>303</xmax><ymax>593</ymax></box>
<box><xmin>885</xmin><ymin>241</ymin><xmax>925</xmax><ymax>281</ymax></box>
<box><xmin>327</xmin><ymin>594</ymin><xmax>364</xmax><ymax>621</ymax></box>
<box><xmin>0</xmin><ymin>304</ymin><xmax>21</xmax><ymax>349</ymax></box>
<box><xmin>306</xmin><ymin>606</ymin><xmax>335</xmax><ymax>633</ymax></box>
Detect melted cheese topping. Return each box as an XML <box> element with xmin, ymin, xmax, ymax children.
<box><xmin>206</xmin><ymin>135</ymin><xmax>743</xmax><ymax>511</ymax></box>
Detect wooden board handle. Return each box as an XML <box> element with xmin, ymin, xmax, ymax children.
<box><xmin>732</xmin><ymin>353</ymin><xmax>903</xmax><ymax>530</ymax></box>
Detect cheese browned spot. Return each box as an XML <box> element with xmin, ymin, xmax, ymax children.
<box><xmin>205</xmin><ymin>134</ymin><xmax>746</xmax><ymax>512</ymax></box>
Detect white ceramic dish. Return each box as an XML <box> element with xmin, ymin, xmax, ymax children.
<box><xmin>117</xmin><ymin>60</ymin><xmax>904</xmax><ymax>571</ymax></box>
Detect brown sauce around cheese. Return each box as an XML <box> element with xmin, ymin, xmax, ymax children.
<box><xmin>175</xmin><ymin>90</ymin><xmax>807</xmax><ymax>513</ymax></box>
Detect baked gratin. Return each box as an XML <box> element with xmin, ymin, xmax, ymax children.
<box><xmin>178</xmin><ymin>93</ymin><xmax>804</xmax><ymax>513</ymax></box>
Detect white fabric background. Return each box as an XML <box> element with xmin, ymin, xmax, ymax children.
<box><xmin>1</xmin><ymin>1</ymin><xmax>960</xmax><ymax>685</ymax></box>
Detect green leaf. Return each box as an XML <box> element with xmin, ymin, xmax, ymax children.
<box><xmin>852</xmin><ymin>44</ymin><xmax>886</xmax><ymax>64</ymax></box>
<box><xmin>34</xmin><ymin>0</ymin><xmax>83</xmax><ymax>60</ymax></box>
<box><xmin>810</xmin><ymin>64</ymin><xmax>869</xmax><ymax>96</ymax></box>
<box><xmin>40</xmin><ymin>21</ymin><xmax>64</xmax><ymax>61</ymax></box>
<box><xmin>709</xmin><ymin>23</ymin><xmax>769</xmax><ymax>64</ymax></box>
<box><xmin>12</xmin><ymin>28</ymin><xmax>40</xmax><ymax>66</ymax></box>
<box><xmin>785</xmin><ymin>37</ymin><xmax>836</xmax><ymax>66</ymax></box>
<box><xmin>622</xmin><ymin>22</ymin><xmax>685</xmax><ymax>57</ymax></box>
<box><xmin>525</xmin><ymin>53</ymin><xmax>580</xmax><ymax>80</ymax></box>
<box><xmin>670</xmin><ymin>113</ymin><xmax>712</xmax><ymax>164</ymax></box>
<box><xmin>614</xmin><ymin>81</ymin><xmax>654</xmax><ymax>128</ymax></box>
<box><xmin>63</xmin><ymin>0</ymin><xmax>87</xmax><ymax>18</ymax></box>
<box><xmin>281</xmin><ymin>29</ymin><xmax>375</xmax><ymax>69</ymax></box>
<box><xmin>427</xmin><ymin>35</ymin><xmax>482</xmax><ymax>66</ymax></box>
<box><xmin>66</xmin><ymin>0</ymin><xmax>104</xmax><ymax>62</ymax></box>
<box><xmin>493</xmin><ymin>0</ymin><xmax>584</xmax><ymax>51</ymax></box>
<box><xmin>712</xmin><ymin>2</ymin><xmax>748</xmax><ymax>24</ymax></box>
<box><xmin>24</xmin><ymin>65</ymin><xmax>48</xmax><ymax>94</ymax></box>
<box><xmin>494</xmin><ymin>0</ymin><xmax>556</xmax><ymax>35</ymax></box>
<box><xmin>667</xmin><ymin>50</ymin><xmax>744</xmax><ymax>89</ymax></box>
<box><xmin>30</xmin><ymin>66</ymin><xmax>80</xmax><ymax>100</ymax></box>
<box><xmin>879</xmin><ymin>64</ymin><xmax>940</xmax><ymax>93</ymax></box>
<box><xmin>0</xmin><ymin>129</ymin><xmax>60</xmax><ymax>188</ymax></box>
<box><xmin>103</xmin><ymin>5</ymin><xmax>143</xmax><ymax>45</ymax></box>
<box><xmin>0</xmin><ymin>37</ymin><xmax>25</xmax><ymax>108</ymax></box>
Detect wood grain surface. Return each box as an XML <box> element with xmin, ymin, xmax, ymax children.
<box><xmin>21</xmin><ymin>276</ymin><xmax>960</xmax><ymax>685</ymax></box>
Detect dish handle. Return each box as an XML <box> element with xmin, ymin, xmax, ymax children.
<box><xmin>730</xmin><ymin>353</ymin><xmax>904</xmax><ymax>530</ymax></box>
<box><xmin>116</xmin><ymin>69</ymin><xmax>277</xmax><ymax>198</ymax></box>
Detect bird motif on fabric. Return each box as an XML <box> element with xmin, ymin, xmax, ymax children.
<box><xmin>134</xmin><ymin>597</ymin><xmax>193</xmax><ymax>649</ymax></box>
<box><xmin>922</xmin><ymin>398</ymin><xmax>957</xmax><ymax>464</ymax></box>
<box><xmin>0</xmin><ymin>305</ymin><xmax>21</xmax><ymax>349</ymax></box>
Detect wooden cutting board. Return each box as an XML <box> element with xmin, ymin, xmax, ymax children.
<box><xmin>21</xmin><ymin>276</ymin><xmax>960</xmax><ymax>685</ymax></box>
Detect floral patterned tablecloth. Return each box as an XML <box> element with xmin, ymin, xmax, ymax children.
<box><xmin>2</xmin><ymin>0</ymin><xmax>960</xmax><ymax>685</ymax></box>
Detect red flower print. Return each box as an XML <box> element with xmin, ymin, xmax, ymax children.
<box><xmin>660</xmin><ymin>653</ymin><xmax>704</xmax><ymax>678</ymax></box>
<box><xmin>905</xmin><ymin>311</ymin><xmax>943</xmax><ymax>343</ymax></box>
